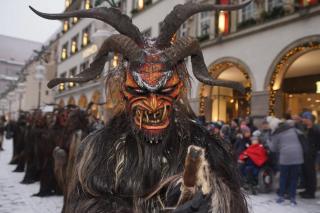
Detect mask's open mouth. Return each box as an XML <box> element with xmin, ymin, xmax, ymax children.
<box><xmin>133</xmin><ymin>105</ymin><xmax>170</xmax><ymax>130</ymax></box>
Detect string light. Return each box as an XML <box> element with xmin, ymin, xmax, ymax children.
<box><xmin>199</xmin><ymin>62</ymin><xmax>252</xmax><ymax>116</ymax></box>
<box><xmin>268</xmin><ymin>41</ymin><xmax>320</xmax><ymax>115</ymax></box>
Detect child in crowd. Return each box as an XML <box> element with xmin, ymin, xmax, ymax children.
<box><xmin>238</xmin><ymin>135</ymin><xmax>268</xmax><ymax>194</ymax></box>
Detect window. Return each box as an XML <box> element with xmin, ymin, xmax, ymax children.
<box><xmin>68</xmin><ymin>67</ymin><xmax>77</xmax><ymax>88</ymax></box>
<box><xmin>241</xmin><ymin>1</ymin><xmax>256</xmax><ymax>22</ymax></box>
<box><xmin>71</xmin><ymin>35</ymin><xmax>79</xmax><ymax>55</ymax></box>
<box><xmin>61</xmin><ymin>42</ymin><xmax>68</xmax><ymax>61</ymax></box>
<box><xmin>198</xmin><ymin>12</ymin><xmax>212</xmax><ymax>36</ymax></box>
<box><xmin>268</xmin><ymin>0</ymin><xmax>282</xmax><ymax>11</ymax></box>
<box><xmin>63</xmin><ymin>20</ymin><xmax>69</xmax><ymax>32</ymax></box>
<box><xmin>80</xmin><ymin>61</ymin><xmax>90</xmax><ymax>72</ymax></box>
<box><xmin>72</xmin><ymin>17</ymin><xmax>78</xmax><ymax>25</ymax></box>
<box><xmin>85</xmin><ymin>0</ymin><xmax>92</xmax><ymax>10</ymax></box>
<box><xmin>142</xmin><ymin>28</ymin><xmax>152</xmax><ymax>38</ymax></box>
<box><xmin>133</xmin><ymin>0</ymin><xmax>152</xmax><ymax>10</ymax></box>
<box><xmin>59</xmin><ymin>72</ymin><xmax>67</xmax><ymax>92</ymax></box>
<box><xmin>180</xmin><ymin>23</ymin><xmax>188</xmax><ymax>37</ymax></box>
<box><xmin>218</xmin><ymin>11</ymin><xmax>229</xmax><ymax>34</ymax></box>
<box><xmin>82</xmin><ymin>25</ymin><xmax>91</xmax><ymax>47</ymax></box>
<box><xmin>65</xmin><ymin>0</ymin><xmax>72</xmax><ymax>8</ymax></box>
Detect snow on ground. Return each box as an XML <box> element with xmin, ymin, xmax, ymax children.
<box><xmin>0</xmin><ymin>138</ymin><xmax>319</xmax><ymax>213</ymax></box>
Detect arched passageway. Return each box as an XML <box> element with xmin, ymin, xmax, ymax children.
<box><xmin>199</xmin><ymin>59</ymin><xmax>253</xmax><ymax>122</ymax></box>
<box><xmin>267</xmin><ymin>36</ymin><xmax>320</xmax><ymax>122</ymax></box>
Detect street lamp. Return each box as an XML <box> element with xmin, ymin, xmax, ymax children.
<box><xmin>35</xmin><ymin>64</ymin><xmax>46</xmax><ymax>109</ymax></box>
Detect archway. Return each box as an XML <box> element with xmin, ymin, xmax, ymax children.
<box><xmin>199</xmin><ymin>58</ymin><xmax>253</xmax><ymax>122</ymax></box>
<box><xmin>78</xmin><ymin>94</ymin><xmax>88</xmax><ymax>109</ymax></box>
<box><xmin>266</xmin><ymin>36</ymin><xmax>320</xmax><ymax>122</ymax></box>
<box><xmin>91</xmin><ymin>90</ymin><xmax>101</xmax><ymax>118</ymax></box>
<box><xmin>67</xmin><ymin>96</ymin><xmax>76</xmax><ymax>105</ymax></box>
<box><xmin>58</xmin><ymin>99</ymin><xmax>65</xmax><ymax>108</ymax></box>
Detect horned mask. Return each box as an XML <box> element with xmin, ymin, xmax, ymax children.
<box><xmin>30</xmin><ymin>0</ymin><xmax>250</xmax><ymax>142</ymax></box>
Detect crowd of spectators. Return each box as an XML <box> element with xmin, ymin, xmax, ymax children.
<box><xmin>200</xmin><ymin>111</ymin><xmax>320</xmax><ymax>206</ymax></box>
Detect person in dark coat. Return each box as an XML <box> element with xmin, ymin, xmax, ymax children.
<box><xmin>299</xmin><ymin>112</ymin><xmax>320</xmax><ymax>199</ymax></box>
<box><xmin>269</xmin><ymin>120</ymin><xmax>303</xmax><ymax>206</ymax></box>
<box><xmin>234</xmin><ymin>126</ymin><xmax>251</xmax><ymax>159</ymax></box>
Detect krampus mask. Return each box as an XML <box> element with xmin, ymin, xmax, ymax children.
<box><xmin>31</xmin><ymin>1</ymin><xmax>251</xmax><ymax>212</ymax></box>
<box><xmin>30</xmin><ymin>1</ymin><xmax>249</xmax><ymax>142</ymax></box>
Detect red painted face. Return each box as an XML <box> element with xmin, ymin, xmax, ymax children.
<box><xmin>122</xmin><ymin>53</ymin><xmax>184</xmax><ymax>141</ymax></box>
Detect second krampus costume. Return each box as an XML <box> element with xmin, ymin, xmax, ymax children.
<box><xmin>31</xmin><ymin>1</ymin><xmax>251</xmax><ymax>212</ymax></box>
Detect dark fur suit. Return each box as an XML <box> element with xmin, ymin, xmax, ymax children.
<box><xmin>65</xmin><ymin>104</ymin><xmax>247</xmax><ymax>213</ymax></box>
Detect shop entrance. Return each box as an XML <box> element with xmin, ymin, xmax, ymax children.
<box><xmin>199</xmin><ymin>60</ymin><xmax>252</xmax><ymax>123</ymax></box>
<box><xmin>268</xmin><ymin>39</ymin><xmax>320</xmax><ymax>122</ymax></box>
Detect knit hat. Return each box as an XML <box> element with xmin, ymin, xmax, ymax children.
<box><xmin>241</xmin><ymin>125</ymin><xmax>251</xmax><ymax>133</ymax></box>
<box><xmin>301</xmin><ymin>111</ymin><xmax>313</xmax><ymax>121</ymax></box>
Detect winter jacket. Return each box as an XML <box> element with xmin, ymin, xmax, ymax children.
<box><xmin>239</xmin><ymin>144</ymin><xmax>268</xmax><ymax>167</ymax></box>
<box><xmin>269</xmin><ymin>124</ymin><xmax>303</xmax><ymax>165</ymax></box>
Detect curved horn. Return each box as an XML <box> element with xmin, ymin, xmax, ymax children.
<box><xmin>47</xmin><ymin>34</ymin><xmax>144</xmax><ymax>89</ymax></box>
<box><xmin>164</xmin><ymin>37</ymin><xmax>245</xmax><ymax>93</ymax></box>
<box><xmin>156</xmin><ymin>0</ymin><xmax>252</xmax><ymax>48</ymax></box>
<box><xmin>29</xmin><ymin>6</ymin><xmax>144</xmax><ymax>45</ymax></box>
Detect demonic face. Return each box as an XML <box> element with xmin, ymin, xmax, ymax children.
<box><xmin>122</xmin><ymin>52</ymin><xmax>184</xmax><ymax>142</ymax></box>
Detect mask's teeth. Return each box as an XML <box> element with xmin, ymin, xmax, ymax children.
<box><xmin>145</xmin><ymin>111</ymin><xmax>149</xmax><ymax>123</ymax></box>
<box><xmin>162</xmin><ymin>106</ymin><xmax>167</xmax><ymax>120</ymax></box>
<box><xmin>139</xmin><ymin>111</ymin><xmax>143</xmax><ymax>129</ymax></box>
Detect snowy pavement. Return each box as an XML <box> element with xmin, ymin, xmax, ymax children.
<box><xmin>0</xmin><ymin>138</ymin><xmax>320</xmax><ymax>213</ymax></box>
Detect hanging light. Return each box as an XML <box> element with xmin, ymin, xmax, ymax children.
<box><xmin>316</xmin><ymin>81</ymin><xmax>320</xmax><ymax>93</ymax></box>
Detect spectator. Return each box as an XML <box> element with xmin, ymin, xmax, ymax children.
<box><xmin>0</xmin><ymin>116</ymin><xmax>6</xmax><ymax>151</ymax></box>
<box><xmin>220</xmin><ymin>124</ymin><xmax>231</xmax><ymax>143</ymax></box>
<box><xmin>299</xmin><ymin>112</ymin><xmax>320</xmax><ymax>199</ymax></box>
<box><xmin>259</xmin><ymin>120</ymin><xmax>271</xmax><ymax>147</ymax></box>
<box><xmin>245</xmin><ymin>116</ymin><xmax>257</xmax><ymax>133</ymax></box>
<box><xmin>230</xmin><ymin>119</ymin><xmax>240</xmax><ymax>145</ymax></box>
<box><xmin>238</xmin><ymin>135</ymin><xmax>268</xmax><ymax>194</ymax></box>
<box><xmin>269</xmin><ymin>118</ymin><xmax>303</xmax><ymax>206</ymax></box>
<box><xmin>233</xmin><ymin>126</ymin><xmax>251</xmax><ymax>159</ymax></box>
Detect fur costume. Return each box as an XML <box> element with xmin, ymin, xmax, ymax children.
<box><xmin>31</xmin><ymin>1</ymin><xmax>251</xmax><ymax>212</ymax></box>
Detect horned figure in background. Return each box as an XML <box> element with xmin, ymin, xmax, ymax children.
<box><xmin>53</xmin><ymin>103</ymin><xmax>94</xmax><ymax>212</ymax></box>
<box><xmin>31</xmin><ymin>1</ymin><xmax>251</xmax><ymax>212</ymax></box>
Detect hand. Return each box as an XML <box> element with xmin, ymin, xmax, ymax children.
<box><xmin>173</xmin><ymin>191</ymin><xmax>210</xmax><ymax>213</ymax></box>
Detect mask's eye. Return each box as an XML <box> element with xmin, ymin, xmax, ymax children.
<box><xmin>126</xmin><ymin>86</ymin><xmax>147</xmax><ymax>95</ymax></box>
<box><xmin>160</xmin><ymin>83</ymin><xmax>178</xmax><ymax>94</ymax></box>
<box><xmin>161</xmin><ymin>87</ymin><xmax>175</xmax><ymax>93</ymax></box>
